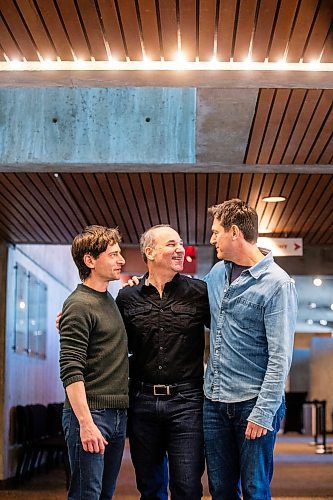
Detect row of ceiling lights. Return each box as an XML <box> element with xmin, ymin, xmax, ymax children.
<box><xmin>1</xmin><ymin>55</ymin><xmax>328</xmax><ymax>71</ymax></box>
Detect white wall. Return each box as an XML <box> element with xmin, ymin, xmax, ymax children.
<box><xmin>3</xmin><ymin>245</ymin><xmax>77</xmax><ymax>479</ymax></box>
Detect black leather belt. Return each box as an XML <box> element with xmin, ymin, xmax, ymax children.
<box><xmin>132</xmin><ymin>380</ymin><xmax>203</xmax><ymax>396</ymax></box>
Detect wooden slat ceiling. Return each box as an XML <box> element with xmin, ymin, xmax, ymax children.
<box><xmin>0</xmin><ymin>0</ymin><xmax>332</xmax><ymax>63</ymax></box>
<box><xmin>0</xmin><ymin>172</ymin><xmax>332</xmax><ymax>246</ymax></box>
<box><xmin>246</xmin><ymin>89</ymin><xmax>333</xmax><ymax>165</ymax></box>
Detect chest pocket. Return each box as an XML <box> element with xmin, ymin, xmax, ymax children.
<box><xmin>232</xmin><ymin>298</ymin><xmax>264</xmax><ymax>332</ymax></box>
<box><xmin>170</xmin><ymin>304</ymin><xmax>197</xmax><ymax>330</ymax></box>
<box><xmin>126</xmin><ymin>304</ymin><xmax>153</xmax><ymax>320</ymax></box>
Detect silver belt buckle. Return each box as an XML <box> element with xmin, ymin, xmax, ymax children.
<box><xmin>153</xmin><ymin>384</ymin><xmax>170</xmax><ymax>396</ymax></box>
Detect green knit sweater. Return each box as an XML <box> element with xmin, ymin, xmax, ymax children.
<box><xmin>59</xmin><ymin>284</ymin><xmax>129</xmax><ymax>409</ymax></box>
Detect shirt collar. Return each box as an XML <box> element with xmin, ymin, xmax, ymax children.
<box><xmin>225</xmin><ymin>248</ymin><xmax>273</xmax><ymax>280</ymax></box>
<box><xmin>139</xmin><ymin>272</ymin><xmax>181</xmax><ymax>294</ymax></box>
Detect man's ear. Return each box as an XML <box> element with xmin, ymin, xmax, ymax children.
<box><xmin>83</xmin><ymin>253</ymin><xmax>95</xmax><ymax>269</ymax></box>
<box><xmin>145</xmin><ymin>247</ymin><xmax>155</xmax><ymax>261</ymax></box>
<box><xmin>231</xmin><ymin>225</ymin><xmax>240</xmax><ymax>240</ymax></box>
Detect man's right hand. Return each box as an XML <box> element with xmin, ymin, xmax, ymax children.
<box><xmin>56</xmin><ymin>310</ymin><xmax>62</xmax><ymax>331</ymax></box>
<box><xmin>122</xmin><ymin>275</ymin><xmax>141</xmax><ymax>288</ymax></box>
<box><xmin>80</xmin><ymin>419</ymin><xmax>108</xmax><ymax>454</ymax></box>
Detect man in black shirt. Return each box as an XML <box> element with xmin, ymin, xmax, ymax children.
<box><xmin>116</xmin><ymin>224</ymin><xmax>210</xmax><ymax>500</ymax></box>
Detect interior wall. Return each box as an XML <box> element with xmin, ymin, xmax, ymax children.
<box><xmin>0</xmin><ymin>242</ymin><xmax>8</xmax><ymax>481</ymax></box>
<box><xmin>310</xmin><ymin>337</ymin><xmax>333</xmax><ymax>431</ymax></box>
<box><xmin>3</xmin><ymin>245</ymin><xmax>77</xmax><ymax>479</ymax></box>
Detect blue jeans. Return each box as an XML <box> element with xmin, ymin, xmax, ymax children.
<box><xmin>128</xmin><ymin>387</ymin><xmax>205</xmax><ymax>500</ymax></box>
<box><xmin>203</xmin><ymin>397</ymin><xmax>285</xmax><ymax>500</ymax></box>
<box><xmin>62</xmin><ymin>408</ymin><xmax>127</xmax><ymax>500</ymax></box>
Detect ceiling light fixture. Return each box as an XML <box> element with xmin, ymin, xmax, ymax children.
<box><xmin>309</xmin><ymin>302</ymin><xmax>317</xmax><ymax>309</ymax></box>
<box><xmin>313</xmin><ymin>278</ymin><xmax>322</xmax><ymax>287</ymax></box>
<box><xmin>262</xmin><ymin>196</ymin><xmax>286</xmax><ymax>203</ymax></box>
<box><xmin>320</xmin><ymin>319</ymin><xmax>328</xmax><ymax>326</ymax></box>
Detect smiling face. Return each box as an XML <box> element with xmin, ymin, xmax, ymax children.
<box><xmin>147</xmin><ymin>226</ymin><xmax>185</xmax><ymax>273</ymax></box>
<box><xmin>89</xmin><ymin>243</ymin><xmax>125</xmax><ymax>282</ymax></box>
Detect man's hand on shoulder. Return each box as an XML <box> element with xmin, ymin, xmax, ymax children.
<box><xmin>122</xmin><ymin>275</ymin><xmax>141</xmax><ymax>288</ymax></box>
<box><xmin>55</xmin><ymin>310</ymin><xmax>62</xmax><ymax>332</ymax></box>
<box><xmin>245</xmin><ymin>421</ymin><xmax>268</xmax><ymax>440</ymax></box>
<box><xmin>80</xmin><ymin>418</ymin><xmax>108</xmax><ymax>454</ymax></box>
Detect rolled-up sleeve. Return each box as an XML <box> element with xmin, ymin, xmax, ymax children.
<box><xmin>248</xmin><ymin>279</ymin><xmax>298</xmax><ymax>430</ymax></box>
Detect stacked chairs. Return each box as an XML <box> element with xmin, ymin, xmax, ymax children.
<box><xmin>14</xmin><ymin>402</ymin><xmax>70</xmax><ymax>487</ymax></box>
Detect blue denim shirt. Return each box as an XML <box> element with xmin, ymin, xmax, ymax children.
<box><xmin>204</xmin><ymin>251</ymin><xmax>297</xmax><ymax>431</ymax></box>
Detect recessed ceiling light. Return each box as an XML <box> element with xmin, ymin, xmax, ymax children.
<box><xmin>309</xmin><ymin>302</ymin><xmax>317</xmax><ymax>309</ymax></box>
<box><xmin>320</xmin><ymin>319</ymin><xmax>328</xmax><ymax>326</ymax></box>
<box><xmin>313</xmin><ymin>278</ymin><xmax>322</xmax><ymax>287</ymax></box>
<box><xmin>330</xmin><ymin>304</ymin><xmax>333</xmax><ymax>311</ymax></box>
<box><xmin>262</xmin><ymin>196</ymin><xmax>286</xmax><ymax>203</ymax></box>
<box><xmin>307</xmin><ymin>319</ymin><xmax>314</xmax><ymax>325</ymax></box>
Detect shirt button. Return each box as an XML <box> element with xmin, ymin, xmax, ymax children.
<box><xmin>160</xmin><ymin>309</ymin><xmax>163</xmax><ymax>313</ymax></box>
<box><xmin>158</xmin><ymin>365</ymin><xmax>163</xmax><ymax>370</ymax></box>
<box><xmin>160</xmin><ymin>327</ymin><xmax>164</xmax><ymax>331</ymax></box>
<box><xmin>160</xmin><ymin>346</ymin><xmax>163</xmax><ymax>350</ymax></box>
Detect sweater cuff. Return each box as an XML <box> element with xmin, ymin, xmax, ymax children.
<box><xmin>63</xmin><ymin>375</ymin><xmax>84</xmax><ymax>388</ymax></box>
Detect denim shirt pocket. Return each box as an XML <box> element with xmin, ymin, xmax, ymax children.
<box><xmin>232</xmin><ymin>297</ymin><xmax>264</xmax><ymax>332</ymax></box>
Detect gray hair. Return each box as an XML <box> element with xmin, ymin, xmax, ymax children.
<box><xmin>140</xmin><ymin>224</ymin><xmax>171</xmax><ymax>263</ymax></box>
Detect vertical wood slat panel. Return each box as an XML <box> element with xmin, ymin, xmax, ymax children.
<box><xmin>15</xmin><ymin>0</ymin><xmax>57</xmax><ymax>60</ymax></box>
<box><xmin>162</xmin><ymin>173</ymin><xmax>180</xmax><ymax>233</ymax></box>
<box><xmin>265</xmin><ymin>174</ymin><xmax>298</xmax><ymax>234</ymax></box>
<box><xmin>294</xmin><ymin>175</ymin><xmax>330</xmax><ymax>237</ymax></box>
<box><xmin>56</xmin><ymin>0</ymin><xmax>91</xmax><ymax>60</ymax></box>
<box><xmin>196</xmin><ymin>174</ymin><xmax>208</xmax><ymax>245</ymax></box>
<box><xmin>245</xmin><ymin>89</ymin><xmax>275</xmax><ymax>164</ymax></box>
<box><xmin>286</xmin><ymin>0</ymin><xmax>320</xmax><ymax>62</ymax></box>
<box><xmin>274</xmin><ymin>175</ymin><xmax>309</xmax><ymax>235</ymax></box>
<box><xmin>158</xmin><ymin>0</ymin><xmax>178</xmax><ymax>60</ymax></box>
<box><xmin>305</xmin><ymin>176</ymin><xmax>333</xmax><ymax>243</ymax></box>
<box><xmin>233</xmin><ymin>0</ymin><xmax>257</xmax><ymax>62</ymax></box>
<box><xmin>270</xmin><ymin>89</ymin><xmax>307</xmax><ymax>164</ymax></box>
<box><xmin>117</xmin><ymin>0</ymin><xmax>143</xmax><ymax>60</ymax></box>
<box><xmin>0</xmin><ymin>175</ymin><xmax>57</xmax><ymax>242</ymax></box>
<box><xmin>306</xmin><ymin>110</ymin><xmax>333</xmax><ymax>164</ymax></box>
<box><xmin>97</xmin><ymin>0</ymin><xmax>126</xmax><ymax>60</ymax></box>
<box><xmin>96</xmin><ymin>173</ymin><xmax>131</xmax><ymax>242</ymax></box>
<box><xmin>9</xmin><ymin>173</ymin><xmax>68</xmax><ymax>242</ymax></box>
<box><xmin>127</xmin><ymin>174</ymin><xmax>153</xmax><ymax>230</ymax></box>
<box><xmin>302</xmin><ymin>0</ymin><xmax>333</xmax><ymax>62</ymax></box>
<box><xmin>255</xmin><ymin>173</ymin><xmax>276</xmax><ymax>221</ymax></box>
<box><xmin>198</xmin><ymin>0</ymin><xmax>216</xmax><ymax>61</ymax></box>
<box><xmin>151</xmin><ymin>174</ymin><xmax>170</xmax><ymax>224</ymax></box>
<box><xmin>26</xmin><ymin>173</ymin><xmax>77</xmax><ymax>241</ymax></box>
<box><xmin>320</xmin><ymin>26</ymin><xmax>333</xmax><ymax>63</ymax></box>
<box><xmin>295</xmin><ymin>90</ymin><xmax>333</xmax><ymax>163</ymax></box>
<box><xmin>251</xmin><ymin>0</ymin><xmax>279</xmax><ymax>61</ymax></box>
<box><xmin>246</xmin><ymin>173</ymin><xmax>264</xmax><ymax>209</ymax></box>
<box><xmin>138</xmin><ymin>0</ymin><xmax>161</xmax><ymax>60</ymax></box>
<box><xmin>318</xmin><ymin>132</ymin><xmax>333</xmax><ymax>163</ymax></box>
<box><xmin>173</xmin><ymin>174</ymin><xmax>188</xmax><ymax>242</ymax></box>
<box><xmin>112</xmin><ymin>174</ymin><xmax>142</xmax><ymax>241</ymax></box>
<box><xmin>76</xmin><ymin>0</ymin><xmax>109</xmax><ymax>60</ymax></box>
<box><xmin>35</xmin><ymin>0</ymin><xmax>74</xmax><ymax>60</ymax></box>
<box><xmin>0</xmin><ymin>17</ymin><xmax>23</xmax><ymax>60</ymax></box>
<box><xmin>279</xmin><ymin>174</ymin><xmax>321</xmax><ymax>236</ymax></box>
<box><xmin>204</xmin><ymin>173</ymin><xmax>220</xmax><ymax>243</ymax></box>
<box><xmin>179</xmin><ymin>0</ymin><xmax>197</xmax><ymax>61</ymax></box>
<box><xmin>185</xmin><ymin>173</ymin><xmax>196</xmax><ymax>243</ymax></box>
<box><xmin>84</xmin><ymin>173</ymin><xmax>117</xmax><ymax>227</ymax></box>
<box><xmin>258</xmin><ymin>174</ymin><xmax>288</xmax><ymax>232</ymax></box>
<box><xmin>139</xmin><ymin>173</ymin><xmax>161</xmax><ymax>226</ymax></box>
<box><xmin>238</xmin><ymin>173</ymin><xmax>253</xmax><ymax>205</ymax></box>
<box><xmin>0</xmin><ymin>0</ymin><xmax>39</xmax><ymax>60</ymax></box>
<box><xmin>216</xmin><ymin>0</ymin><xmax>237</xmax><ymax>61</ymax></box>
<box><xmin>258</xmin><ymin>89</ymin><xmax>291</xmax><ymax>164</ymax></box>
<box><xmin>267</xmin><ymin>0</ymin><xmax>299</xmax><ymax>62</ymax></box>
<box><xmin>282</xmin><ymin>89</ymin><xmax>323</xmax><ymax>163</ymax></box>
<box><xmin>0</xmin><ymin>191</ymin><xmax>36</xmax><ymax>241</ymax></box>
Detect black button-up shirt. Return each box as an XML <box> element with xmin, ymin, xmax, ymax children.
<box><xmin>116</xmin><ymin>273</ymin><xmax>210</xmax><ymax>384</ymax></box>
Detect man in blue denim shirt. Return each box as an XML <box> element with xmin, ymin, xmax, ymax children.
<box><xmin>203</xmin><ymin>199</ymin><xmax>297</xmax><ymax>500</ymax></box>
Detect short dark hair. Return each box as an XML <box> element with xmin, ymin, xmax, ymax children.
<box><xmin>72</xmin><ymin>225</ymin><xmax>122</xmax><ymax>281</ymax></box>
<box><xmin>208</xmin><ymin>199</ymin><xmax>258</xmax><ymax>243</ymax></box>
<box><xmin>139</xmin><ymin>224</ymin><xmax>171</xmax><ymax>263</ymax></box>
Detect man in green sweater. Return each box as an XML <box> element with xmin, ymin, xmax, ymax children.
<box><xmin>59</xmin><ymin>225</ymin><xmax>129</xmax><ymax>500</ymax></box>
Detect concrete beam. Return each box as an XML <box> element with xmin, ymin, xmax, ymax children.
<box><xmin>0</xmin><ymin>70</ymin><xmax>332</xmax><ymax>89</ymax></box>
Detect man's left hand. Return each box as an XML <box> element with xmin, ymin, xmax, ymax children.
<box><xmin>245</xmin><ymin>421</ymin><xmax>268</xmax><ymax>440</ymax></box>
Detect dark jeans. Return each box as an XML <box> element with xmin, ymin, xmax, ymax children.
<box><xmin>62</xmin><ymin>408</ymin><xmax>127</xmax><ymax>500</ymax></box>
<box><xmin>203</xmin><ymin>397</ymin><xmax>285</xmax><ymax>500</ymax></box>
<box><xmin>128</xmin><ymin>387</ymin><xmax>205</xmax><ymax>500</ymax></box>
